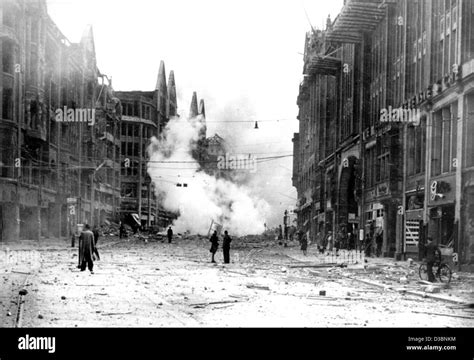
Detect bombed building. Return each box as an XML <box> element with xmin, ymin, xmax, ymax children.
<box><xmin>293</xmin><ymin>0</ymin><xmax>474</xmax><ymax>271</ymax></box>
<box><xmin>0</xmin><ymin>0</ymin><xmax>121</xmax><ymax>241</ymax></box>
<box><xmin>115</xmin><ymin>61</ymin><xmax>178</xmax><ymax>229</ymax></box>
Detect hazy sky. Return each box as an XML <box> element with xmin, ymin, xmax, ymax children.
<box><xmin>46</xmin><ymin>0</ymin><xmax>344</xmax><ymax>227</ymax></box>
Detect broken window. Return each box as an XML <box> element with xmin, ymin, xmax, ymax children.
<box><xmin>2</xmin><ymin>86</ymin><xmax>13</xmax><ymax>120</ymax></box>
<box><xmin>2</xmin><ymin>41</ymin><xmax>14</xmax><ymax>74</ymax></box>
<box><xmin>432</xmin><ymin>103</ymin><xmax>457</xmax><ymax>176</ymax></box>
<box><xmin>465</xmin><ymin>94</ymin><xmax>474</xmax><ymax>167</ymax></box>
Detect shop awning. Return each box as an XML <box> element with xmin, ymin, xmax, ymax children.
<box><xmin>326</xmin><ymin>1</ymin><xmax>389</xmax><ymax>43</ymax></box>
<box><xmin>304</xmin><ymin>54</ymin><xmax>341</xmax><ymax>76</ymax></box>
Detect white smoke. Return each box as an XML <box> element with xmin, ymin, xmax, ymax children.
<box><xmin>147</xmin><ymin>115</ymin><xmax>270</xmax><ymax>236</ymax></box>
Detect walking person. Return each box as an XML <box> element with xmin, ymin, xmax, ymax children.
<box><xmin>92</xmin><ymin>225</ymin><xmax>101</xmax><ymax>261</ymax></box>
<box><xmin>425</xmin><ymin>237</ymin><xmax>441</xmax><ymax>282</ymax></box>
<box><xmin>209</xmin><ymin>230</ymin><xmax>219</xmax><ymax>263</ymax></box>
<box><xmin>222</xmin><ymin>230</ymin><xmax>232</xmax><ymax>264</ymax></box>
<box><xmin>167</xmin><ymin>226</ymin><xmax>173</xmax><ymax>243</ymax></box>
<box><xmin>278</xmin><ymin>225</ymin><xmax>283</xmax><ymax>245</ymax></box>
<box><xmin>78</xmin><ymin>224</ymin><xmax>96</xmax><ymax>274</ymax></box>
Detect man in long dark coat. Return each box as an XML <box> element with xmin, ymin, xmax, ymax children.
<box><xmin>78</xmin><ymin>224</ymin><xmax>96</xmax><ymax>274</ymax></box>
<box><xmin>222</xmin><ymin>230</ymin><xmax>232</xmax><ymax>264</ymax></box>
<box><xmin>167</xmin><ymin>226</ymin><xmax>173</xmax><ymax>243</ymax></box>
<box><xmin>209</xmin><ymin>231</ymin><xmax>219</xmax><ymax>263</ymax></box>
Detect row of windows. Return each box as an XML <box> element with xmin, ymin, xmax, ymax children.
<box><xmin>122</xmin><ymin>101</ymin><xmax>155</xmax><ymax>121</ymax></box>
<box><xmin>121</xmin><ymin>183</ymin><xmax>156</xmax><ymax>199</ymax></box>
<box><xmin>121</xmin><ymin>141</ymin><xmax>148</xmax><ymax>158</ymax></box>
<box><xmin>121</xmin><ymin>123</ymin><xmax>155</xmax><ymax>139</ymax></box>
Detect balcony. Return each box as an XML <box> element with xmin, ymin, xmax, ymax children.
<box><xmin>304</xmin><ymin>54</ymin><xmax>341</xmax><ymax>76</ymax></box>
<box><xmin>326</xmin><ymin>0</ymin><xmax>389</xmax><ymax>43</ymax></box>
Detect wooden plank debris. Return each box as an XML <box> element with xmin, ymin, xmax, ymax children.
<box><xmin>101</xmin><ymin>311</ymin><xmax>133</xmax><ymax>316</ymax></box>
<box><xmin>411</xmin><ymin>310</ymin><xmax>474</xmax><ymax>320</ymax></box>
<box><xmin>246</xmin><ymin>284</ymin><xmax>270</xmax><ymax>291</ymax></box>
<box><xmin>289</xmin><ymin>263</ymin><xmax>339</xmax><ymax>269</ymax></box>
<box><xmin>190</xmin><ymin>300</ymin><xmax>241</xmax><ymax>308</ymax></box>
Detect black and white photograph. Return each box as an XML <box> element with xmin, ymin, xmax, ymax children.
<box><xmin>0</xmin><ymin>0</ymin><xmax>473</xmax><ymax>356</ymax></box>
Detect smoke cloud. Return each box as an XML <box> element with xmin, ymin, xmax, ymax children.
<box><xmin>147</xmin><ymin>115</ymin><xmax>270</xmax><ymax>236</ymax></box>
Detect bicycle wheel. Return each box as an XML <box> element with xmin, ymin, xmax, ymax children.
<box><xmin>438</xmin><ymin>264</ymin><xmax>452</xmax><ymax>283</ymax></box>
<box><xmin>419</xmin><ymin>263</ymin><xmax>429</xmax><ymax>281</ymax></box>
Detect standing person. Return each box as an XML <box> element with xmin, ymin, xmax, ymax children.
<box><xmin>209</xmin><ymin>230</ymin><xmax>219</xmax><ymax>263</ymax></box>
<box><xmin>325</xmin><ymin>231</ymin><xmax>334</xmax><ymax>255</ymax></box>
<box><xmin>298</xmin><ymin>230</ymin><xmax>308</xmax><ymax>256</ymax></box>
<box><xmin>364</xmin><ymin>233</ymin><xmax>372</xmax><ymax>257</ymax></box>
<box><xmin>375</xmin><ymin>229</ymin><xmax>383</xmax><ymax>257</ymax></box>
<box><xmin>119</xmin><ymin>221</ymin><xmax>125</xmax><ymax>239</ymax></box>
<box><xmin>222</xmin><ymin>230</ymin><xmax>232</xmax><ymax>264</ymax></box>
<box><xmin>167</xmin><ymin>226</ymin><xmax>173</xmax><ymax>243</ymax></box>
<box><xmin>78</xmin><ymin>224</ymin><xmax>96</xmax><ymax>274</ymax></box>
<box><xmin>315</xmin><ymin>232</ymin><xmax>322</xmax><ymax>254</ymax></box>
<box><xmin>425</xmin><ymin>237</ymin><xmax>441</xmax><ymax>282</ymax></box>
<box><xmin>278</xmin><ymin>225</ymin><xmax>283</xmax><ymax>245</ymax></box>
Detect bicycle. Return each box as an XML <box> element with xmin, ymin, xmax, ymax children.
<box><xmin>419</xmin><ymin>258</ymin><xmax>452</xmax><ymax>284</ymax></box>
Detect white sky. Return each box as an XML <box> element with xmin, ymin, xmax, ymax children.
<box><xmin>46</xmin><ymin>0</ymin><xmax>344</xmax><ymax>227</ymax></box>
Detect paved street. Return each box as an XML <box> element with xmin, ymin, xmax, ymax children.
<box><xmin>1</xmin><ymin>236</ymin><xmax>473</xmax><ymax>327</ymax></box>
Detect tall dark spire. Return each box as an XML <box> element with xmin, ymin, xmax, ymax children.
<box><xmin>198</xmin><ymin>99</ymin><xmax>206</xmax><ymax>119</ymax></box>
<box><xmin>189</xmin><ymin>92</ymin><xmax>198</xmax><ymax>119</ymax></box>
<box><xmin>198</xmin><ymin>98</ymin><xmax>207</xmax><ymax>142</ymax></box>
<box><xmin>167</xmin><ymin>70</ymin><xmax>177</xmax><ymax>117</ymax></box>
<box><xmin>156</xmin><ymin>60</ymin><xmax>168</xmax><ymax>117</ymax></box>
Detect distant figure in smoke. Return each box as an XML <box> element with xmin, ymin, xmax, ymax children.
<box><xmin>167</xmin><ymin>226</ymin><xmax>173</xmax><ymax>243</ymax></box>
<box><xmin>222</xmin><ymin>230</ymin><xmax>232</xmax><ymax>264</ymax></box>
<box><xmin>78</xmin><ymin>224</ymin><xmax>96</xmax><ymax>274</ymax></box>
<box><xmin>298</xmin><ymin>230</ymin><xmax>307</xmax><ymax>256</ymax></box>
<box><xmin>278</xmin><ymin>225</ymin><xmax>283</xmax><ymax>245</ymax></box>
<box><xmin>209</xmin><ymin>231</ymin><xmax>219</xmax><ymax>263</ymax></box>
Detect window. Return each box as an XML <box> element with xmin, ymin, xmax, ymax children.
<box><xmin>121</xmin><ymin>183</ymin><xmax>137</xmax><ymax>198</ymax></box>
<box><xmin>465</xmin><ymin>94</ymin><xmax>474</xmax><ymax>167</ymax></box>
<box><xmin>2</xmin><ymin>5</ymin><xmax>14</xmax><ymax>28</ymax></box>
<box><xmin>408</xmin><ymin>116</ymin><xmax>426</xmax><ymax>176</ymax></box>
<box><xmin>413</xmin><ymin>41</ymin><xmax>417</xmax><ymax>63</ymax></box>
<box><xmin>440</xmin><ymin>16</ymin><xmax>445</xmax><ymax>40</ymax></box>
<box><xmin>432</xmin><ymin>103</ymin><xmax>457</xmax><ymax>176</ymax></box>
<box><xmin>452</xmin><ymin>6</ymin><xmax>457</xmax><ymax>29</ymax></box>
<box><xmin>2</xmin><ymin>41</ymin><xmax>14</xmax><ymax>74</ymax></box>
<box><xmin>446</xmin><ymin>11</ymin><xmax>451</xmax><ymax>36</ymax></box>
<box><xmin>2</xmin><ymin>87</ymin><xmax>13</xmax><ymax>120</ymax></box>
<box><xmin>423</xmin><ymin>32</ymin><xmax>427</xmax><ymax>55</ymax></box>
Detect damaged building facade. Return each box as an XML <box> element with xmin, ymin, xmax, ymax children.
<box><xmin>0</xmin><ymin>0</ymin><xmax>121</xmax><ymax>241</ymax></box>
<box><xmin>115</xmin><ymin>61</ymin><xmax>178</xmax><ymax>229</ymax></box>
<box><xmin>293</xmin><ymin>0</ymin><xmax>474</xmax><ymax>271</ymax></box>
